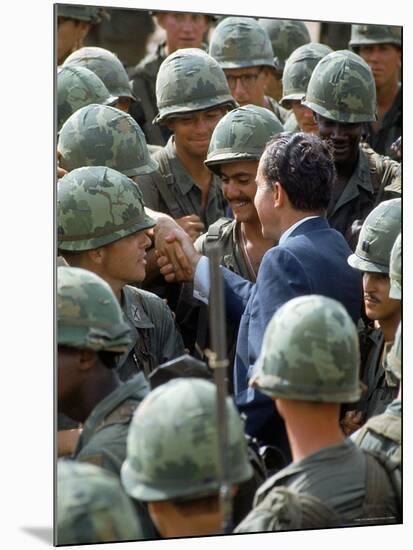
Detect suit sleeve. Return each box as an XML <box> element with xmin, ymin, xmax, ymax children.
<box><xmin>222</xmin><ymin>266</ymin><xmax>255</xmax><ymax>323</ymax></box>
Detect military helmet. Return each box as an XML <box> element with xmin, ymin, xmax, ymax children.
<box><xmin>57</xmin><ymin>460</ymin><xmax>142</xmax><ymax>545</ymax></box>
<box><xmin>121</xmin><ymin>378</ymin><xmax>253</xmax><ymax>501</ymax></box>
<box><xmin>348</xmin><ymin>199</ymin><xmax>401</xmax><ymax>274</ymax></box>
<box><xmin>57</xmin><ymin>5</ymin><xmax>103</xmax><ymax>24</ymax></box>
<box><xmin>209</xmin><ymin>17</ymin><xmax>276</xmax><ymax>70</ymax></box>
<box><xmin>57</xmin><ymin>266</ymin><xmax>132</xmax><ymax>353</ymax></box>
<box><xmin>205</xmin><ymin>104</ymin><xmax>284</xmax><ymax>174</ymax></box>
<box><xmin>258</xmin><ymin>19</ymin><xmax>311</xmax><ymax>72</ymax></box>
<box><xmin>63</xmin><ymin>46</ymin><xmax>135</xmax><ymax>100</ymax></box>
<box><xmin>154</xmin><ymin>48</ymin><xmax>236</xmax><ymax>124</ymax></box>
<box><xmin>385</xmin><ymin>322</ymin><xmax>401</xmax><ymax>381</ymax></box>
<box><xmin>349</xmin><ymin>24</ymin><xmax>402</xmax><ymax>49</ymax></box>
<box><xmin>58</xmin><ymin>104</ymin><xmax>158</xmax><ymax>176</ymax></box>
<box><xmin>251</xmin><ymin>295</ymin><xmax>362</xmax><ymax>403</ymax></box>
<box><xmin>57</xmin><ymin>66</ymin><xmax>118</xmax><ymax>131</ymax></box>
<box><xmin>281</xmin><ymin>43</ymin><xmax>333</xmax><ymax>107</ymax></box>
<box><xmin>57</xmin><ymin>166</ymin><xmax>156</xmax><ymax>252</ymax></box>
<box><xmin>302</xmin><ymin>50</ymin><xmax>377</xmax><ymax>123</ymax></box>
<box><xmin>389</xmin><ymin>233</ymin><xmax>401</xmax><ymax>299</ymax></box>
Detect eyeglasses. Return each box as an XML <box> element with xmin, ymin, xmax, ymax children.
<box><xmin>225</xmin><ymin>71</ymin><xmax>262</xmax><ymax>90</ymax></box>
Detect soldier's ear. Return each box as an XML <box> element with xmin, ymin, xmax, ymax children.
<box><xmin>87</xmin><ymin>247</ymin><xmax>105</xmax><ymax>266</ymax></box>
<box><xmin>78</xmin><ymin>349</ymin><xmax>97</xmax><ymax>372</ymax></box>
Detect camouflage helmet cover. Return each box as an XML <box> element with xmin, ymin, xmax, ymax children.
<box><xmin>57</xmin><ymin>4</ymin><xmax>103</xmax><ymax>24</ymax></box>
<box><xmin>258</xmin><ymin>19</ymin><xmax>311</xmax><ymax>72</ymax></box>
<box><xmin>154</xmin><ymin>48</ymin><xmax>237</xmax><ymax>123</ymax></box>
<box><xmin>205</xmin><ymin>104</ymin><xmax>284</xmax><ymax>173</ymax></box>
<box><xmin>57</xmin><ymin>266</ymin><xmax>132</xmax><ymax>353</ymax></box>
<box><xmin>389</xmin><ymin>233</ymin><xmax>401</xmax><ymax>299</ymax></box>
<box><xmin>385</xmin><ymin>322</ymin><xmax>401</xmax><ymax>380</ymax></box>
<box><xmin>63</xmin><ymin>46</ymin><xmax>135</xmax><ymax>100</ymax></box>
<box><xmin>302</xmin><ymin>50</ymin><xmax>377</xmax><ymax>123</ymax></box>
<box><xmin>57</xmin><ymin>66</ymin><xmax>118</xmax><ymax>131</ymax></box>
<box><xmin>121</xmin><ymin>378</ymin><xmax>253</xmax><ymax>501</ymax></box>
<box><xmin>58</xmin><ymin>104</ymin><xmax>158</xmax><ymax>176</ymax></box>
<box><xmin>251</xmin><ymin>295</ymin><xmax>362</xmax><ymax>403</ymax></box>
<box><xmin>281</xmin><ymin>43</ymin><xmax>333</xmax><ymax>106</ymax></box>
<box><xmin>57</xmin><ymin>166</ymin><xmax>156</xmax><ymax>251</ymax></box>
<box><xmin>57</xmin><ymin>460</ymin><xmax>142</xmax><ymax>545</ymax></box>
<box><xmin>209</xmin><ymin>17</ymin><xmax>276</xmax><ymax>70</ymax></box>
<box><xmin>349</xmin><ymin>24</ymin><xmax>402</xmax><ymax>49</ymax></box>
<box><xmin>348</xmin><ymin>199</ymin><xmax>401</xmax><ymax>274</ymax></box>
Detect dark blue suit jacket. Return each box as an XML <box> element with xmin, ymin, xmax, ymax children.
<box><xmin>222</xmin><ymin>217</ymin><xmax>362</xmax><ymax>460</ymax></box>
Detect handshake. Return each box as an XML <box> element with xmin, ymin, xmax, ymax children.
<box><xmin>153</xmin><ymin>214</ymin><xmax>202</xmax><ymax>283</ymax></box>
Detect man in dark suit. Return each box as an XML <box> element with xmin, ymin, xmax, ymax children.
<box><xmin>155</xmin><ymin>132</ymin><xmax>362</xmax><ymax>462</ymax></box>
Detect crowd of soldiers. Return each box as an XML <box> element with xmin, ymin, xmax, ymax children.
<box><xmin>56</xmin><ymin>6</ymin><xmax>402</xmax><ymax>545</ymax></box>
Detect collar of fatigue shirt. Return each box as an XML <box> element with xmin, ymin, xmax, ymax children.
<box><xmin>329</xmin><ymin>147</ymin><xmax>375</xmax><ymax>217</ymax></box>
<box><xmin>163</xmin><ymin>136</ymin><xmax>198</xmax><ymax>196</ymax></box>
<box><xmin>74</xmin><ymin>374</ymin><xmax>149</xmax><ymax>453</ymax></box>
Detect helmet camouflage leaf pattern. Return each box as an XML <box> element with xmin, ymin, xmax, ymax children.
<box><xmin>121</xmin><ymin>378</ymin><xmax>253</xmax><ymax>501</ymax></box>
<box><xmin>348</xmin><ymin>199</ymin><xmax>401</xmax><ymax>274</ymax></box>
<box><xmin>205</xmin><ymin>104</ymin><xmax>284</xmax><ymax>173</ymax></box>
<box><xmin>57</xmin><ymin>166</ymin><xmax>156</xmax><ymax>251</ymax></box>
<box><xmin>58</xmin><ymin>104</ymin><xmax>158</xmax><ymax>176</ymax></box>
<box><xmin>154</xmin><ymin>48</ymin><xmax>237</xmax><ymax>124</ymax></box>
<box><xmin>251</xmin><ymin>295</ymin><xmax>362</xmax><ymax>403</ymax></box>
<box><xmin>389</xmin><ymin>233</ymin><xmax>401</xmax><ymax>299</ymax></box>
<box><xmin>302</xmin><ymin>50</ymin><xmax>377</xmax><ymax>123</ymax></box>
<box><xmin>57</xmin><ymin>266</ymin><xmax>132</xmax><ymax>353</ymax></box>
<box><xmin>349</xmin><ymin>24</ymin><xmax>401</xmax><ymax>49</ymax></box>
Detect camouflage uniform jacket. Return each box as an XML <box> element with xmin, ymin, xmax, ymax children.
<box><xmin>266</xmin><ymin>96</ymin><xmax>289</xmax><ymax>124</ymax></box>
<box><xmin>355</xmin><ymin>329</ymin><xmax>399</xmax><ymax>422</ymax></box>
<box><xmin>363</xmin><ymin>86</ymin><xmax>402</xmax><ymax>158</ymax></box>
<box><xmin>117</xmin><ymin>285</ymin><xmax>185</xmax><ymax>381</ymax></box>
<box><xmin>327</xmin><ymin>144</ymin><xmax>401</xmax><ymax>250</ymax></box>
<box><xmin>352</xmin><ymin>399</ymin><xmax>401</xmax><ymax>463</ymax></box>
<box><xmin>129</xmin><ymin>43</ymin><xmax>169</xmax><ymax>146</ymax></box>
<box><xmin>138</xmin><ymin>136</ymin><xmax>227</xmax><ymax>228</ymax></box>
<box><xmin>235</xmin><ymin>439</ymin><xmax>398</xmax><ymax>529</ymax></box>
<box><xmin>73</xmin><ymin>374</ymin><xmax>149</xmax><ymax>474</ymax></box>
<box><xmin>73</xmin><ymin>373</ymin><xmax>159</xmax><ymax>539</ymax></box>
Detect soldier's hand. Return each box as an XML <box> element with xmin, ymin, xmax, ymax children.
<box><xmin>340</xmin><ymin>410</ymin><xmax>364</xmax><ymax>436</ymax></box>
<box><xmin>57</xmin><ymin>165</ymin><xmax>68</xmax><ymax>179</ymax></box>
<box><xmin>390</xmin><ymin>136</ymin><xmax>402</xmax><ymax>160</ymax></box>
<box><xmin>156</xmin><ymin>230</ymin><xmax>201</xmax><ymax>282</ymax></box>
<box><xmin>176</xmin><ymin>215</ymin><xmax>205</xmax><ymax>242</ymax></box>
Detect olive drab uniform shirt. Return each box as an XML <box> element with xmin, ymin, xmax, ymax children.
<box><xmin>327</xmin><ymin>144</ymin><xmax>401</xmax><ymax>250</ymax></box>
<box><xmin>352</xmin><ymin>399</ymin><xmax>401</xmax><ymax>463</ymax></box>
<box><xmin>363</xmin><ymin>86</ymin><xmax>402</xmax><ymax>159</ymax></box>
<box><xmin>129</xmin><ymin>43</ymin><xmax>169</xmax><ymax>146</ymax></box>
<box><xmin>138</xmin><ymin>136</ymin><xmax>227</xmax><ymax>227</ymax></box>
<box><xmin>234</xmin><ymin>439</ymin><xmax>399</xmax><ymax>531</ymax></box>
<box><xmin>72</xmin><ymin>373</ymin><xmax>158</xmax><ymax>539</ymax></box>
<box><xmin>355</xmin><ymin>329</ymin><xmax>399</xmax><ymax>422</ymax></box>
<box><xmin>118</xmin><ymin>285</ymin><xmax>185</xmax><ymax>381</ymax></box>
<box><xmin>175</xmin><ymin>218</ymin><xmax>257</xmax><ymax>383</ymax></box>
<box><xmin>266</xmin><ymin>96</ymin><xmax>289</xmax><ymax>124</ymax></box>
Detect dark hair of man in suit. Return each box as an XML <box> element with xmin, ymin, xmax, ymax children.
<box><xmin>261</xmin><ymin>132</ymin><xmax>335</xmax><ymax>211</ymax></box>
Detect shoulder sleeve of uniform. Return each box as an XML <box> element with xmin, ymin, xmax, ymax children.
<box><xmin>135</xmin><ymin>173</ymin><xmax>162</xmax><ymax>211</ymax></box>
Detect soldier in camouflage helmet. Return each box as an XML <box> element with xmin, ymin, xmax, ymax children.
<box><xmin>175</xmin><ymin>105</ymin><xmax>283</xmax><ymax>369</ymax></box>
<box><xmin>242</xmin><ymin>295</ymin><xmax>399</xmax><ymax>526</ymax></box>
<box><xmin>302</xmin><ymin>49</ymin><xmax>401</xmax><ymax>249</ymax></box>
<box><xmin>281</xmin><ymin>43</ymin><xmax>333</xmax><ymax>134</ymax></box>
<box><xmin>343</xmin><ymin>200</ymin><xmax>401</xmax><ymax>434</ymax></box>
<box><xmin>63</xmin><ymin>46</ymin><xmax>136</xmax><ymax>112</ymax></box>
<box><xmin>137</xmin><ymin>48</ymin><xmax>236</xmax><ymax>257</ymax></box>
<box><xmin>129</xmin><ymin>11</ymin><xmax>213</xmax><ymax>146</ymax></box>
<box><xmin>56</xmin><ymin>460</ymin><xmax>143</xmax><ymax>544</ymax></box>
<box><xmin>349</xmin><ymin>25</ymin><xmax>401</xmax><ymax>157</ymax></box>
<box><xmin>209</xmin><ymin>17</ymin><xmax>289</xmax><ymax>124</ymax></box>
<box><xmin>57</xmin><ymin>66</ymin><xmax>118</xmax><ymax>131</ymax></box>
<box><xmin>57</xmin><ymin>4</ymin><xmax>104</xmax><ymax>65</ymax></box>
<box><xmin>121</xmin><ymin>378</ymin><xmax>253</xmax><ymax>537</ymax></box>
<box><xmin>58</xmin><ymin>166</ymin><xmax>185</xmax><ymax>382</ymax></box>
<box><xmin>57</xmin><ymin>266</ymin><xmax>158</xmax><ymax>539</ymax></box>
<box><xmin>258</xmin><ymin>19</ymin><xmax>311</xmax><ymax>103</ymax></box>
<box><xmin>57</xmin><ymin>104</ymin><xmax>158</xmax><ymax>177</ymax></box>
<box><xmin>352</xmin><ymin>321</ymin><xmax>401</xmax><ymax>464</ymax></box>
